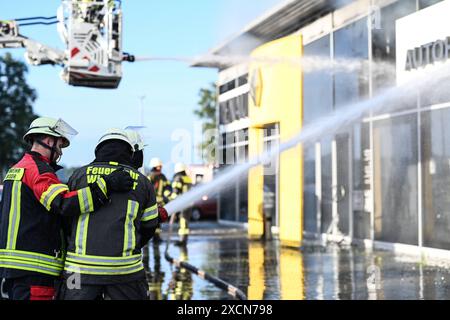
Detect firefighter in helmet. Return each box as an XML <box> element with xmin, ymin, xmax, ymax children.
<box><xmin>147</xmin><ymin>158</ymin><xmax>172</xmax><ymax>243</ymax></box>
<box><xmin>0</xmin><ymin>117</ymin><xmax>133</xmax><ymax>300</ymax></box>
<box><xmin>60</xmin><ymin>128</ymin><xmax>168</xmax><ymax>300</ymax></box>
<box><xmin>170</xmin><ymin>163</ymin><xmax>193</xmax><ymax>247</ymax></box>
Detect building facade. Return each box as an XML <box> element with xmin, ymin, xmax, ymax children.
<box><xmin>202</xmin><ymin>0</ymin><xmax>450</xmax><ymax>256</ymax></box>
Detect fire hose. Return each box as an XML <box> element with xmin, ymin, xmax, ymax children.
<box><xmin>163</xmin><ymin>212</ymin><xmax>247</xmax><ymax>300</ymax></box>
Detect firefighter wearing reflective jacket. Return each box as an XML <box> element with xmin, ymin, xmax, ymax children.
<box><xmin>59</xmin><ymin>128</ymin><xmax>168</xmax><ymax>300</ymax></box>
<box><xmin>148</xmin><ymin>158</ymin><xmax>172</xmax><ymax>243</ymax></box>
<box><xmin>170</xmin><ymin>163</ymin><xmax>192</xmax><ymax>247</ymax></box>
<box><xmin>0</xmin><ymin>117</ymin><xmax>133</xmax><ymax>300</ymax></box>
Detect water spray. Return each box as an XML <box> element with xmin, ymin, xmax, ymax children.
<box><xmin>164</xmin><ymin>61</ymin><xmax>450</xmax><ymax>216</ymax></box>
<box><xmin>157</xmin><ymin>56</ymin><xmax>449</xmax><ymax>300</ymax></box>
<box><xmin>133</xmin><ymin>54</ymin><xmax>394</xmax><ymax>77</ymax></box>
<box><xmin>148</xmin><ymin>50</ymin><xmax>449</xmax><ymax>300</ymax></box>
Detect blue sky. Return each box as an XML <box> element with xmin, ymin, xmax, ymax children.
<box><xmin>1</xmin><ymin>0</ymin><xmax>283</xmax><ymax>176</ymax></box>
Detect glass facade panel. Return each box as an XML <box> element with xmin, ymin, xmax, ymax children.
<box><xmin>333</xmin><ymin>18</ymin><xmax>369</xmax><ymax>236</ymax></box>
<box><xmin>303</xmin><ymin>36</ymin><xmax>332</xmax><ymax>235</ymax></box>
<box><xmin>303</xmin><ymin>35</ymin><xmax>333</xmax><ymax>125</ymax></box>
<box><xmin>422</xmin><ymin>108</ymin><xmax>450</xmax><ymax>249</ymax></box>
<box><xmin>219</xmin><ymin>185</ymin><xmax>236</xmax><ymax>221</ymax></box>
<box><xmin>218</xmin><ymin>129</ymin><xmax>249</xmax><ymax>223</ymax></box>
<box><xmin>373</xmin><ymin>114</ymin><xmax>418</xmax><ymax>245</ymax></box>
<box><xmin>239</xmin><ymin>174</ymin><xmax>249</xmax><ymax>223</ymax></box>
<box><xmin>336</xmin><ymin>133</ymin><xmax>350</xmax><ymax>235</ymax></box>
<box><xmin>334</xmin><ymin>18</ymin><xmax>369</xmax><ymax>110</ymax></box>
<box><xmin>419</xmin><ymin>0</ymin><xmax>444</xmax><ymax>9</ymax></box>
<box><xmin>263</xmin><ymin>124</ymin><xmax>280</xmax><ymax>228</ymax></box>
<box><xmin>321</xmin><ymin>137</ymin><xmax>333</xmax><ymax>234</ymax></box>
<box><xmin>420</xmin><ymin>75</ymin><xmax>450</xmax><ymax>107</ymax></box>
<box><xmin>304</xmin><ymin>145</ymin><xmax>317</xmax><ymax>233</ymax></box>
<box><xmin>372</xmin><ymin>0</ymin><xmax>416</xmax><ymax>94</ymax></box>
<box><xmin>353</xmin><ymin>122</ymin><xmax>371</xmax><ymax>239</ymax></box>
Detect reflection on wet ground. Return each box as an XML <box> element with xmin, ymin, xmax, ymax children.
<box><xmin>143</xmin><ymin>222</ymin><xmax>450</xmax><ymax>300</ymax></box>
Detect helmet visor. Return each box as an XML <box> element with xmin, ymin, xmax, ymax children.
<box><xmin>125</xmin><ymin>126</ymin><xmax>148</xmax><ymax>151</ymax></box>
<box><xmin>51</xmin><ymin>118</ymin><xmax>78</xmax><ymax>147</ymax></box>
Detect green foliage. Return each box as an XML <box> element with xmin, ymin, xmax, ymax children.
<box><xmin>194</xmin><ymin>82</ymin><xmax>217</xmax><ymax>164</ymax></box>
<box><xmin>0</xmin><ymin>53</ymin><xmax>38</xmax><ymax>177</ymax></box>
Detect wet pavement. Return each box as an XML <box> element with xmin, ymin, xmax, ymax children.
<box><xmin>143</xmin><ymin>222</ymin><xmax>450</xmax><ymax>300</ymax></box>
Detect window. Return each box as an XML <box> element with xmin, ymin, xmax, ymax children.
<box><xmin>373</xmin><ymin>114</ymin><xmax>418</xmax><ymax>245</ymax></box>
<box><xmin>219</xmin><ymin>94</ymin><xmax>249</xmax><ymax>125</ymax></box>
<box><xmin>238</xmin><ymin>74</ymin><xmax>248</xmax><ymax>86</ymax></box>
<box><xmin>334</xmin><ymin>18</ymin><xmax>369</xmax><ymax>109</ymax></box>
<box><xmin>372</xmin><ymin>0</ymin><xmax>416</xmax><ymax>95</ymax></box>
<box><xmin>303</xmin><ymin>35</ymin><xmax>333</xmax><ymax>125</ymax></box>
<box><xmin>303</xmin><ymin>145</ymin><xmax>317</xmax><ymax>233</ymax></box>
<box><xmin>421</xmin><ymin>108</ymin><xmax>450</xmax><ymax>250</ymax></box>
<box><xmin>263</xmin><ymin>124</ymin><xmax>280</xmax><ymax>227</ymax></box>
<box><xmin>321</xmin><ymin>136</ymin><xmax>333</xmax><ymax>234</ymax></box>
<box><xmin>353</xmin><ymin>122</ymin><xmax>371</xmax><ymax>239</ymax></box>
<box><xmin>303</xmin><ymin>36</ymin><xmax>333</xmax><ymax>235</ymax></box>
<box><xmin>419</xmin><ymin>0</ymin><xmax>444</xmax><ymax>9</ymax></box>
<box><xmin>219</xmin><ymin>80</ymin><xmax>236</xmax><ymax>94</ymax></box>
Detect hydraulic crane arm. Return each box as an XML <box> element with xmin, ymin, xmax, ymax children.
<box><xmin>0</xmin><ymin>0</ymin><xmax>135</xmax><ymax>89</ymax></box>
<box><xmin>0</xmin><ymin>20</ymin><xmax>65</xmax><ymax>66</ymax></box>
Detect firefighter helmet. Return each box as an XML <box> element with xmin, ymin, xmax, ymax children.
<box><xmin>96</xmin><ymin>128</ymin><xmax>134</xmax><ymax>152</ymax></box>
<box><xmin>150</xmin><ymin>158</ymin><xmax>163</xmax><ymax>169</ymax></box>
<box><xmin>174</xmin><ymin>162</ymin><xmax>186</xmax><ymax>174</ymax></box>
<box><xmin>23</xmin><ymin>117</ymin><xmax>78</xmax><ymax>148</ymax></box>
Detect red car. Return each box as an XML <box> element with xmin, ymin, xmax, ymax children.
<box><xmin>191</xmin><ymin>194</ymin><xmax>217</xmax><ymax>221</ymax></box>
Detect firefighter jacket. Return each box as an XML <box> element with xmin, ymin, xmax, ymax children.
<box><xmin>64</xmin><ymin>162</ymin><xmax>159</xmax><ymax>284</ymax></box>
<box><xmin>0</xmin><ymin>152</ymin><xmax>109</xmax><ymax>279</ymax></box>
<box><xmin>148</xmin><ymin>172</ymin><xmax>171</xmax><ymax>206</ymax></box>
<box><xmin>170</xmin><ymin>172</ymin><xmax>192</xmax><ymax>200</ymax></box>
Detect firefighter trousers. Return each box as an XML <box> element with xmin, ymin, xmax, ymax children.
<box><xmin>58</xmin><ymin>279</ymin><xmax>150</xmax><ymax>300</ymax></box>
<box><xmin>3</xmin><ymin>275</ymin><xmax>56</xmax><ymax>300</ymax></box>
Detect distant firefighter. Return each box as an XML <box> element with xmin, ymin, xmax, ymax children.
<box><xmin>170</xmin><ymin>163</ymin><xmax>193</xmax><ymax>247</ymax></box>
<box><xmin>147</xmin><ymin>158</ymin><xmax>172</xmax><ymax>243</ymax></box>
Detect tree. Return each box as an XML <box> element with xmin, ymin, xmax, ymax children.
<box><xmin>194</xmin><ymin>82</ymin><xmax>217</xmax><ymax>164</ymax></box>
<box><xmin>0</xmin><ymin>53</ymin><xmax>38</xmax><ymax>178</ymax></box>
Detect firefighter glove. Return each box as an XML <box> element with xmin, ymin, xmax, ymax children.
<box><xmin>158</xmin><ymin>206</ymin><xmax>169</xmax><ymax>223</ymax></box>
<box><xmin>104</xmin><ymin>167</ymin><xmax>134</xmax><ymax>193</ymax></box>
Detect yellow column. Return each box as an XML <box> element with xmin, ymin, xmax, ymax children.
<box><xmin>248</xmin><ymin>127</ymin><xmax>264</xmax><ymax>238</ymax></box>
<box><xmin>247</xmin><ymin>241</ymin><xmax>266</xmax><ymax>299</ymax></box>
<box><xmin>248</xmin><ymin>34</ymin><xmax>304</xmax><ymax>246</ymax></box>
<box><xmin>279</xmin><ymin>145</ymin><xmax>303</xmax><ymax>246</ymax></box>
<box><xmin>279</xmin><ymin>247</ymin><xmax>305</xmax><ymax>300</ymax></box>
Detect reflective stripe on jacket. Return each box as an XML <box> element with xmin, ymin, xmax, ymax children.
<box><xmin>170</xmin><ymin>172</ymin><xmax>192</xmax><ymax>200</ymax></box>
<box><xmin>148</xmin><ymin>172</ymin><xmax>171</xmax><ymax>205</ymax></box>
<box><xmin>64</xmin><ymin>162</ymin><xmax>158</xmax><ymax>281</ymax></box>
<box><xmin>0</xmin><ymin>152</ymin><xmax>108</xmax><ymax>278</ymax></box>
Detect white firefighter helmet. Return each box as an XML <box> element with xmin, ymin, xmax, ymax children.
<box><xmin>125</xmin><ymin>129</ymin><xmax>145</xmax><ymax>152</ymax></box>
<box><xmin>174</xmin><ymin>162</ymin><xmax>186</xmax><ymax>174</ymax></box>
<box><xmin>150</xmin><ymin>157</ymin><xmax>163</xmax><ymax>169</ymax></box>
<box><xmin>23</xmin><ymin>117</ymin><xmax>78</xmax><ymax>148</ymax></box>
<box><xmin>96</xmin><ymin>128</ymin><xmax>134</xmax><ymax>152</ymax></box>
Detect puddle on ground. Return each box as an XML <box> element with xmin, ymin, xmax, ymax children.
<box><xmin>142</xmin><ymin>233</ymin><xmax>450</xmax><ymax>300</ymax></box>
